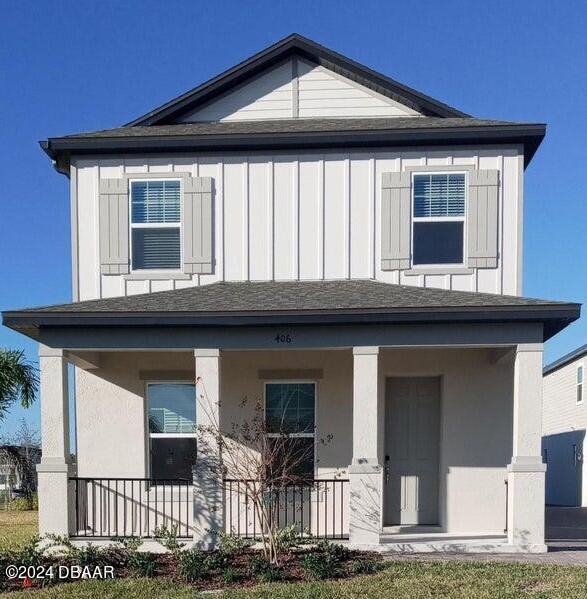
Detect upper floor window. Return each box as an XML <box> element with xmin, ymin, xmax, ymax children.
<box><xmin>578</xmin><ymin>365</ymin><xmax>584</xmax><ymax>404</ymax></box>
<box><xmin>412</xmin><ymin>173</ymin><xmax>466</xmax><ymax>266</ymax></box>
<box><xmin>130</xmin><ymin>180</ymin><xmax>181</xmax><ymax>270</ymax></box>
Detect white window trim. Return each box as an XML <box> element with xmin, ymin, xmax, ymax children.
<box><xmin>411</xmin><ymin>171</ymin><xmax>467</xmax><ymax>269</ymax></box>
<box><xmin>129</xmin><ymin>178</ymin><xmax>183</xmax><ymax>274</ymax></box>
<box><xmin>263</xmin><ymin>380</ymin><xmax>318</xmax><ymax>478</ymax></box>
<box><xmin>145</xmin><ymin>380</ymin><xmax>196</xmax><ymax>483</ymax></box>
<box><xmin>577</xmin><ymin>364</ymin><xmax>584</xmax><ymax>405</ymax></box>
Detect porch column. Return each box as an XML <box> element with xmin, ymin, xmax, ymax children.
<box><xmin>507</xmin><ymin>343</ymin><xmax>547</xmax><ymax>551</ymax></box>
<box><xmin>193</xmin><ymin>349</ymin><xmax>223</xmax><ymax>549</ymax></box>
<box><xmin>36</xmin><ymin>345</ymin><xmax>73</xmax><ymax>536</ymax></box>
<box><xmin>348</xmin><ymin>346</ymin><xmax>383</xmax><ymax>545</ymax></box>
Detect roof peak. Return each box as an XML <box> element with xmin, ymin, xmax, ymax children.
<box><xmin>125</xmin><ymin>33</ymin><xmax>470</xmax><ymax>127</ymax></box>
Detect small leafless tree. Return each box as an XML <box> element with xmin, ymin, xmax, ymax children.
<box><xmin>0</xmin><ymin>419</ymin><xmax>41</xmax><ymax>507</ymax></box>
<box><xmin>195</xmin><ymin>378</ymin><xmax>333</xmax><ymax>564</ymax></box>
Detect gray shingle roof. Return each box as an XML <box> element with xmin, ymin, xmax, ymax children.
<box><xmin>10</xmin><ymin>279</ymin><xmax>573</xmax><ymax>314</ymax></box>
<box><xmin>3</xmin><ymin>280</ymin><xmax>579</xmax><ymax>342</ymax></box>
<box><xmin>57</xmin><ymin>117</ymin><xmax>526</xmax><ymax>140</ymax></box>
<box><xmin>543</xmin><ymin>344</ymin><xmax>587</xmax><ymax>376</ymax></box>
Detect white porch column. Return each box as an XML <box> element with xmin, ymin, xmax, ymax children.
<box><xmin>193</xmin><ymin>349</ymin><xmax>223</xmax><ymax>549</ymax></box>
<box><xmin>348</xmin><ymin>346</ymin><xmax>383</xmax><ymax>546</ymax></box>
<box><xmin>36</xmin><ymin>345</ymin><xmax>73</xmax><ymax>536</ymax></box>
<box><xmin>507</xmin><ymin>343</ymin><xmax>547</xmax><ymax>551</ymax></box>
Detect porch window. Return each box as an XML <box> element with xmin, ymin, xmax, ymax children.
<box><xmin>578</xmin><ymin>365</ymin><xmax>584</xmax><ymax>404</ymax></box>
<box><xmin>265</xmin><ymin>382</ymin><xmax>316</xmax><ymax>479</ymax></box>
<box><xmin>412</xmin><ymin>173</ymin><xmax>466</xmax><ymax>265</ymax></box>
<box><xmin>147</xmin><ymin>383</ymin><xmax>196</xmax><ymax>480</ymax></box>
<box><xmin>130</xmin><ymin>180</ymin><xmax>181</xmax><ymax>270</ymax></box>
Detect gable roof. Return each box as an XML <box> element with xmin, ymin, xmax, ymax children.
<box><xmin>127</xmin><ymin>33</ymin><xmax>469</xmax><ymax>126</ymax></box>
<box><xmin>543</xmin><ymin>344</ymin><xmax>587</xmax><ymax>376</ymax></box>
<box><xmin>2</xmin><ymin>280</ymin><xmax>579</xmax><ymax>341</ymax></box>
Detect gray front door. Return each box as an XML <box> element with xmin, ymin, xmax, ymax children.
<box><xmin>384</xmin><ymin>377</ymin><xmax>440</xmax><ymax>526</ymax></box>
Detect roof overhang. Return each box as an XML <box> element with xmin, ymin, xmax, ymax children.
<box><xmin>3</xmin><ymin>302</ymin><xmax>580</xmax><ymax>343</ymax></box>
<box><xmin>41</xmin><ymin>122</ymin><xmax>545</xmax><ymax>176</ymax></box>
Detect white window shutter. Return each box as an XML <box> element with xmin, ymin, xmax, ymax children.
<box><xmin>467</xmin><ymin>170</ymin><xmax>499</xmax><ymax>268</ymax></box>
<box><xmin>381</xmin><ymin>171</ymin><xmax>411</xmax><ymax>270</ymax></box>
<box><xmin>183</xmin><ymin>177</ymin><xmax>214</xmax><ymax>274</ymax></box>
<box><xmin>99</xmin><ymin>178</ymin><xmax>129</xmax><ymax>275</ymax></box>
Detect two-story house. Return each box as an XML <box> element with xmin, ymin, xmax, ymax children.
<box><xmin>2</xmin><ymin>34</ymin><xmax>580</xmax><ymax>553</ymax></box>
<box><xmin>543</xmin><ymin>345</ymin><xmax>587</xmax><ymax>507</ymax></box>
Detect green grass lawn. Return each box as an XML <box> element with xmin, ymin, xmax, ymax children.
<box><xmin>0</xmin><ymin>511</ymin><xmax>37</xmax><ymax>551</ymax></box>
<box><xmin>2</xmin><ymin>561</ymin><xmax>587</xmax><ymax>598</ymax></box>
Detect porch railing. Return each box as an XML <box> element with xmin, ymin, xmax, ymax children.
<box><xmin>223</xmin><ymin>478</ymin><xmax>350</xmax><ymax>540</ymax></box>
<box><xmin>70</xmin><ymin>477</ymin><xmax>192</xmax><ymax>538</ymax></box>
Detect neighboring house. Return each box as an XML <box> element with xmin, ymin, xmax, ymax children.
<box><xmin>0</xmin><ymin>445</ymin><xmax>42</xmax><ymax>502</ymax></box>
<box><xmin>1</xmin><ymin>34</ymin><xmax>580</xmax><ymax>552</ymax></box>
<box><xmin>543</xmin><ymin>345</ymin><xmax>587</xmax><ymax>507</ymax></box>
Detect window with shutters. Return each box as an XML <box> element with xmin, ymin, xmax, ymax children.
<box><xmin>578</xmin><ymin>365</ymin><xmax>584</xmax><ymax>404</ymax></box>
<box><xmin>412</xmin><ymin>173</ymin><xmax>466</xmax><ymax>266</ymax></box>
<box><xmin>130</xmin><ymin>179</ymin><xmax>181</xmax><ymax>270</ymax></box>
<box><xmin>147</xmin><ymin>383</ymin><xmax>196</xmax><ymax>479</ymax></box>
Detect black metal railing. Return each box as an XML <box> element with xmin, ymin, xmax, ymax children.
<box><xmin>223</xmin><ymin>478</ymin><xmax>349</xmax><ymax>540</ymax></box>
<box><xmin>70</xmin><ymin>477</ymin><xmax>192</xmax><ymax>538</ymax></box>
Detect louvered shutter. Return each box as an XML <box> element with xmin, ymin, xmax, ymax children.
<box><xmin>381</xmin><ymin>172</ymin><xmax>411</xmax><ymax>270</ymax></box>
<box><xmin>183</xmin><ymin>177</ymin><xmax>214</xmax><ymax>274</ymax></box>
<box><xmin>99</xmin><ymin>178</ymin><xmax>130</xmax><ymax>274</ymax></box>
<box><xmin>467</xmin><ymin>170</ymin><xmax>499</xmax><ymax>268</ymax></box>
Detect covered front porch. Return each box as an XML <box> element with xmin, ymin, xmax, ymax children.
<box><xmin>38</xmin><ymin>338</ymin><xmax>545</xmax><ymax>552</ymax></box>
<box><xmin>4</xmin><ymin>279</ymin><xmax>576</xmax><ymax>553</ymax></box>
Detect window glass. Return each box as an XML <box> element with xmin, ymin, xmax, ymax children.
<box><xmin>413</xmin><ymin>222</ymin><xmax>464</xmax><ymax>265</ymax></box>
<box><xmin>150</xmin><ymin>438</ymin><xmax>196</xmax><ymax>480</ymax></box>
<box><xmin>132</xmin><ymin>228</ymin><xmax>180</xmax><ymax>270</ymax></box>
<box><xmin>148</xmin><ymin>383</ymin><xmax>196</xmax><ymax>480</ymax></box>
<box><xmin>267</xmin><ymin>437</ymin><xmax>315</xmax><ymax>480</ymax></box>
<box><xmin>148</xmin><ymin>384</ymin><xmax>196</xmax><ymax>433</ymax></box>
<box><xmin>412</xmin><ymin>173</ymin><xmax>466</xmax><ymax>266</ymax></box>
<box><xmin>578</xmin><ymin>366</ymin><xmax>584</xmax><ymax>404</ymax></box>
<box><xmin>131</xmin><ymin>180</ymin><xmax>180</xmax><ymax>224</ymax></box>
<box><xmin>413</xmin><ymin>174</ymin><xmax>465</xmax><ymax>217</ymax></box>
<box><xmin>266</xmin><ymin>383</ymin><xmax>315</xmax><ymax>434</ymax></box>
<box><xmin>130</xmin><ymin>180</ymin><xmax>181</xmax><ymax>270</ymax></box>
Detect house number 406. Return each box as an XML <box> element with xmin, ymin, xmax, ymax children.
<box><xmin>274</xmin><ymin>333</ymin><xmax>292</xmax><ymax>343</ymax></box>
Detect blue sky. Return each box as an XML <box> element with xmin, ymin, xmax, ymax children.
<box><xmin>0</xmin><ymin>0</ymin><xmax>586</xmax><ymax>435</ymax></box>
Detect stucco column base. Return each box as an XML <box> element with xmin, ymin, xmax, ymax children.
<box><xmin>506</xmin><ymin>457</ymin><xmax>547</xmax><ymax>552</ymax></box>
<box><xmin>348</xmin><ymin>459</ymin><xmax>383</xmax><ymax>545</ymax></box>
<box><xmin>36</xmin><ymin>460</ymin><xmax>73</xmax><ymax>537</ymax></box>
<box><xmin>192</xmin><ymin>460</ymin><xmax>223</xmax><ymax>550</ymax></box>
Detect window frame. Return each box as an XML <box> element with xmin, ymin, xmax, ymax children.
<box><xmin>577</xmin><ymin>364</ymin><xmax>584</xmax><ymax>405</ymax></box>
<box><xmin>263</xmin><ymin>380</ymin><xmax>318</xmax><ymax>479</ymax></box>
<box><xmin>411</xmin><ymin>171</ymin><xmax>468</xmax><ymax>268</ymax></box>
<box><xmin>129</xmin><ymin>178</ymin><xmax>183</xmax><ymax>273</ymax></box>
<box><xmin>145</xmin><ymin>380</ymin><xmax>197</xmax><ymax>482</ymax></box>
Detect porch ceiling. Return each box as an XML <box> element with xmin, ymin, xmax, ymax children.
<box><xmin>2</xmin><ymin>280</ymin><xmax>579</xmax><ymax>342</ymax></box>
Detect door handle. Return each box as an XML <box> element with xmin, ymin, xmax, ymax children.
<box><xmin>384</xmin><ymin>466</ymin><xmax>390</xmax><ymax>484</ymax></box>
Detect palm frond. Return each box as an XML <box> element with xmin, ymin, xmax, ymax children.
<box><xmin>0</xmin><ymin>349</ymin><xmax>39</xmax><ymax>420</ymax></box>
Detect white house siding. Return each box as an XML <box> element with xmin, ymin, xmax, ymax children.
<box><xmin>179</xmin><ymin>59</ymin><xmax>418</xmax><ymax>122</ymax></box>
<box><xmin>72</xmin><ymin>146</ymin><xmax>523</xmax><ymax>301</ymax></box>
<box><xmin>543</xmin><ymin>357</ymin><xmax>587</xmax><ymax>506</ymax></box>
<box><xmin>75</xmin><ymin>347</ymin><xmax>511</xmax><ymax>535</ymax></box>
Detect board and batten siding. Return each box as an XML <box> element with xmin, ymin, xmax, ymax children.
<box><xmin>71</xmin><ymin>147</ymin><xmax>523</xmax><ymax>301</ymax></box>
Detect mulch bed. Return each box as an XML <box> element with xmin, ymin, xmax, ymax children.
<box><xmin>1</xmin><ymin>547</ymin><xmax>384</xmax><ymax>593</ymax></box>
